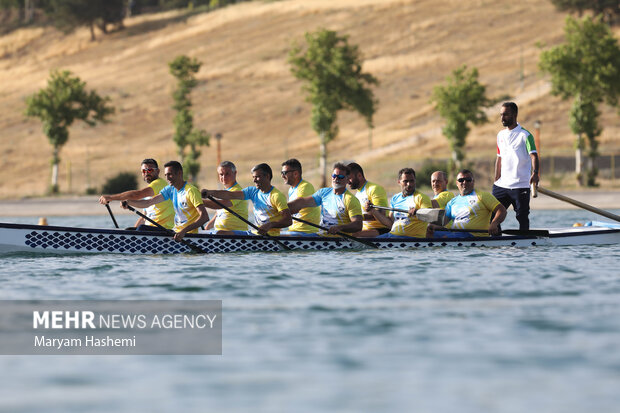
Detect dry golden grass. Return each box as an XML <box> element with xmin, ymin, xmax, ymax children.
<box><xmin>0</xmin><ymin>0</ymin><xmax>619</xmax><ymax>198</ymax></box>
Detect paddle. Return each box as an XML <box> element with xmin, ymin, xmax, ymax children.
<box><xmin>121</xmin><ymin>202</ymin><xmax>207</xmax><ymax>254</ymax></box>
<box><xmin>205</xmin><ymin>195</ymin><xmax>291</xmax><ymax>251</ymax></box>
<box><xmin>372</xmin><ymin>206</ymin><xmax>445</xmax><ymax>225</ymax></box>
<box><xmin>433</xmin><ymin>227</ymin><xmax>549</xmax><ymax>237</ymax></box>
<box><xmin>290</xmin><ymin>217</ymin><xmax>378</xmax><ymax>249</ymax></box>
<box><xmin>538</xmin><ymin>187</ymin><xmax>620</xmax><ymax>223</ymax></box>
<box><xmin>104</xmin><ymin>203</ymin><xmax>119</xmax><ymax>228</ymax></box>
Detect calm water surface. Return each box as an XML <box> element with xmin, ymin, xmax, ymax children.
<box><xmin>1</xmin><ymin>210</ymin><xmax>619</xmax><ymax>413</ymax></box>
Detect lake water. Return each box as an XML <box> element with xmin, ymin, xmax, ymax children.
<box><xmin>1</xmin><ymin>209</ymin><xmax>619</xmax><ymax>413</ymax></box>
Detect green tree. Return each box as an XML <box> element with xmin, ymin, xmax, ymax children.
<box><xmin>550</xmin><ymin>0</ymin><xmax>619</xmax><ymax>26</ymax></box>
<box><xmin>289</xmin><ymin>29</ymin><xmax>378</xmax><ymax>187</ymax></box>
<box><xmin>539</xmin><ymin>16</ymin><xmax>620</xmax><ymax>186</ymax></box>
<box><xmin>25</xmin><ymin>70</ymin><xmax>114</xmax><ymax>194</ymax></box>
<box><xmin>430</xmin><ymin>65</ymin><xmax>489</xmax><ymax>178</ymax></box>
<box><xmin>47</xmin><ymin>0</ymin><xmax>124</xmax><ymax>41</ymax></box>
<box><xmin>169</xmin><ymin>55</ymin><xmax>210</xmax><ymax>184</ymax></box>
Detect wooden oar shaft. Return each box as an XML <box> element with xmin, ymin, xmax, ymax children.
<box><xmin>290</xmin><ymin>216</ymin><xmax>377</xmax><ymax>249</ymax></box>
<box><xmin>104</xmin><ymin>203</ymin><xmax>119</xmax><ymax>228</ymax></box>
<box><xmin>374</xmin><ymin>205</ymin><xmax>407</xmax><ymax>214</ymax></box>
<box><xmin>538</xmin><ymin>187</ymin><xmax>620</xmax><ymax>223</ymax></box>
<box><xmin>122</xmin><ymin>202</ymin><xmax>206</xmax><ymax>254</ymax></box>
<box><xmin>206</xmin><ymin>195</ymin><xmax>291</xmax><ymax>251</ymax></box>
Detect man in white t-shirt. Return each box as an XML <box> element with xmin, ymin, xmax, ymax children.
<box><xmin>492</xmin><ymin>102</ymin><xmax>539</xmax><ymax>230</ymax></box>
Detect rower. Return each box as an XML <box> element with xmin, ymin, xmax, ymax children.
<box><xmin>122</xmin><ymin>161</ymin><xmax>209</xmax><ymax>242</ymax></box>
<box><xmin>99</xmin><ymin>158</ymin><xmax>174</xmax><ymax>231</ymax></box>
<box><xmin>280</xmin><ymin>158</ymin><xmax>320</xmax><ymax>236</ymax></box>
<box><xmin>201</xmin><ymin>161</ymin><xmax>249</xmax><ymax>235</ymax></box>
<box><xmin>433</xmin><ymin>169</ymin><xmax>507</xmax><ymax>237</ymax></box>
<box><xmin>288</xmin><ymin>163</ymin><xmax>363</xmax><ymax>235</ymax></box>
<box><xmin>430</xmin><ymin>170</ymin><xmax>455</xmax><ymax>209</ymax></box>
<box><xmin>366</xmin><ymin>167</ymin><xmax>432</xmax><ymax>238</ymax></box>
<box><xmin>347</xmin><ymin>162</ymin><xmax>390</xmax><ymax>237</ymax></box>
<box><xmin>203</xmin><ymin>163</ymin><xmax>292</xmax><ymax>236</ymax></box>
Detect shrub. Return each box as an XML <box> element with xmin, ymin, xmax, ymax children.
<box><xmin>415</xmin><ymin>160</ymin><xmax>449</xmax><ymax>189</ymax></box>
<box><xmin>101</xmin><ymin>172</ymin><xmax>138</xmax><ymax>194</ymax></box>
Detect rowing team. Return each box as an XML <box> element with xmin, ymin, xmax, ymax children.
<box><xmin>99</xmin><ymin>158</ymin><xmax>509</xmax><ymax>242</ymax></box>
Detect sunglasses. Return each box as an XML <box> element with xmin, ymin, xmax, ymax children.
<box><xmin>457</xmin><ymin>177</ymin><xmax>473</xmax><ymax>183</ymax></box>
<box><xmin>332</xmin><ymin>174</ymin><xmax>347</xmax><ymax>180</ymax></box>
<box><xmin>281</xmin><ymin>170</ymin><xmax>296</xmax><ymax>176</ymax></box>
<box><xmin>141</xmin><ymin>168</ymin><xmax>156</xmax><ymax>173</ymax></box>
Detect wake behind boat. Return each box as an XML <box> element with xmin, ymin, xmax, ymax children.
<box><xmin>0</xmin><ymin>221</ymin><xmax>618</xmax><ymax>255</ymax></box>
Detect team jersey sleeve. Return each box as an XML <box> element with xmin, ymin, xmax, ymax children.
<box><xmin>346</xmin><ymin>194</ymin><xmax>363</xmax><ymax>219</ymax></box>
<box><xmin>444</xmin><ymin>198</ymin><xmax>455</xmax><ymax>220</ymax></box>
<box><xmin>271</xmin><ymin>190</ymin><xmax>289</xmax><ymax>212</ymax></box>
<box><xmin>369</xmin><ymin>184</ymin><xmax>389</xmax><ymax>208</ymax></box>
<box><xmin>159</xmin><ymin>185</ymin><xmax>172</xmax><ymax>201</ymax></box>
<box><xmin>480</xmin><ymin>192</ymin><xmax>501</xmax><ymax>213</ymax></box>
<box><xmin>311</xmin><ymin>188</ymin><xmax>326</xmax><ymax>207</ymax></box>
<box><xmin>187</xmin><ymin>186</ymin><xmax>204</xmax><ymax>208</ymax></box>
<box><xmin>525</xmin><ymin>132</ymin><xmax>537</xmax><ymax>153</ymax></box>
<box><xmin>415</xmin><ymin>192</ymin><xmax>432</xmax><ymax>210</ymax></box>
<box><xmin>242</xmin><ymin>186</ymin><xmax>256</xmax><ymax>201</ymax></box>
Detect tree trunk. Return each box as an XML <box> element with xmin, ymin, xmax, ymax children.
<box><xmin>319</xmin><ymin>132</ymin><xmax>327</xmax><ymax>188</ymax></box>
<box><xmin>24</xmin><ymin>0</ymin><xmax>34</xmax><ymax>23</ymax></box>
<box><xmin>51</xmin><ymin>164</ymin><xmax>59</xmax><ymax>194</ymax></box>
<box><xmin>575</xmin><ymin>134</ymin><xmax>584</xmax><ymax>187</ymax></box>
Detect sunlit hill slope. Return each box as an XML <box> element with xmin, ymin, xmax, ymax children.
<box><xmin>0</xmin><ymin>0</ymin><xmax>619</xmax><ymax>197</ymax></box>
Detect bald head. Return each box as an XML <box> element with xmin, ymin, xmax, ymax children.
<box><xmin>431</xmin><ymin>171</ymin><xmax>448</xmax><ymax>195</ymax></box>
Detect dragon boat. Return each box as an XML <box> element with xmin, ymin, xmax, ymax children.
<box><xmin>0</xmin><ymin>221</ymin><xmax>618</xmax><ymax>255</ymax></box>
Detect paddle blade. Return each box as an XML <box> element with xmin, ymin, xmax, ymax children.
<box><xmin>416</xmin><ymin>208</ymin><xmax>445</xmax><ymax>225</ymax></box>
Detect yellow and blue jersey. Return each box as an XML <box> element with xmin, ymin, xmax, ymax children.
<box><xmin>288</xmin><ymin>180</ymin><xmax>320</xmax><ymax>233</ymax></box>
<box><xmin>355</xmin><ymin>181</ymin><xmax>389</xmax><ymax>231</ymax></box>
<box><xmin>311</xmin><ymin>188</ymin><xmax>362</xmax><ymax>234</ymax></box>
<box><xmin>160</xmin><ymin>182</ymin><xmax>204</xmax><ymax>233</ymax></box>
<box><xmin>433</xmin><ymin>191</ymin><xmax>455</xmax><ymax>209</ymax></box>
<box><xmin>242</xmin><ymin>186</ymin><xmax>289</xmax><ymax>236</ymax></box>
<box><xmin>145</xmin><ymin>178</ymin><xmax>174</xmax><ymax>229</ymax></box>
<box><xmin>214</xmin><ymin>182</ymin><xmax>249</xmax><ymax>232</ymax></box>
<box><xmin>389</xmin><ymin>190</ymin><xmax>431</xmax><ymax>238</ymax></box>
<box><xmin>444</xmin><ymin>190</ymin><xmax>500</xmax><ymax>236</ymax></box>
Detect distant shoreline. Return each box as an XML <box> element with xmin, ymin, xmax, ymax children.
<box><xmin>0</xmin><ymin>191</ymin><xmax>618</xmax><ymax>217</ymax></box>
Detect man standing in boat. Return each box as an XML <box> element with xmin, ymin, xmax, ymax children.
<box><xmin>123</xmin><ymin>161</ymin><xmax>209</xmax><ymax>242</ymax></box>
<box><xmin>430</xmin><ymin>170</ymin><xmax>455</xmax><ymax>209</ymax></box>
<box><xmin>280</xmin><ymin>158</ymin><xmax>320</xmax><ymax>236</ymax></box>
<box><xmin>439</xmin><ymin>169</ymin><xmax>507</xmax><ymax>237</ymax></box>
<box><xmin>203</xmin><ymin>163</ymin><xmax>292</xmax><ymax>236</ymax></box>
<box><xmin>288</xmin><ymin>163</ymin><xmax>363</xmax><ymax>235</ymax></box>
<box><xmin>366</xmin><ymin>167</ymin><xmax>432</xmax><ymax>238</ymax></box>
<box><xmin>201</xmin><ymin>161</ymin><xmax>249</xmax><ymax>235</ymax></box>
<box><xmin>347</xmin><ymin>162</ymin><xmax>391</xmax><ymax>237</ymax></box>
<box><xmin>493</xmin><ymin>102</ymin><xmax>539</xmax><ymax>231</ymax></box>
<box><xmin>99</xmin><ymin>158</ymin><xmax>174</xmax><ymax>230</ymax></box>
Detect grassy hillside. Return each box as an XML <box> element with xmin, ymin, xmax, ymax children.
<box><xmin>1</xmin><ymin>0</ymin><xmax>619</xmax><ymax>198</ymax></box>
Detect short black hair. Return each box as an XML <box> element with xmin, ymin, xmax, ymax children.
<box><xmin>164</xmin><ymin>160</ymin><xmax>183</xmax><ymax>174</ymax></box>
<box><xmin>398</xmin><ymin>167</ymin><xmax>416</xmax><ymax>179</ymax></box>
<box><xmin>347</xmin><ymin>162</ymin><xmax>364</xmax><ymax>177</ymax></box>
<box><xmin>252</xmin><ymin>163</ymin><xmax>273</xmax><ymax>180</ymax></box>
<box><xmin>141</xmin><ymin>158</ymin><xmax>158</xmax><ymax>168</ymax></box>
<box><xmin>457</xmin><ymin>169</ymin><xmax>474</xmax><ymax>179</ymax></box>
<box><xmin>282</xmin><ymin>158</ymin><xmax>302</xmax><ymax>174</ymax></box>
<box><xmin>502</xmin><ymin>101</ymin><xmax>518</xmax><ymax>116</ymax></box>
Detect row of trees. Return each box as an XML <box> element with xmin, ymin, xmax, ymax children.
<box><xmin>24</xmin><ymin>16</ymin><xmax>620</xmax><ymax>193</ymax></box>
<box><xmin>551</xmin><ymin>0</ymin><xmax>620</xmax><ymax>26</ymax></box>
<box><xmin>0</xmin><ymin>0</ymin><xmax>246</xmax><ymax>38</ymax></box>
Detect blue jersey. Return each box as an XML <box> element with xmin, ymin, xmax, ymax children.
<box><xmin>311</xmin><ymin>187</ymin><xmax>362</xmax><ymax>228</ymax></box>
<box><xmin>160</xmin><ymin>182</ymin><xmax>203</xmax><ymax>233</ymax></box>
<box><xmin>242</xmin><ymin>186</ymin><xmax>289</xmax><ymax>236</ymax></box>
